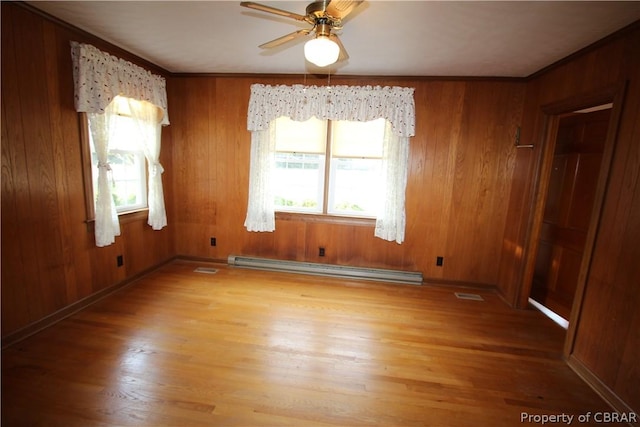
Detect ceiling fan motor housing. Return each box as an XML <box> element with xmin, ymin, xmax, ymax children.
<box><xmin>315</xmin><ymin>22</ymin><xmax>332</xmax><ymax>37</ymax></box>
<box><xmin>307</xmin><ymin>1</ymin><xmax>343</xmax><ymax>29</ymax></box>
<box><xmin>306</xmin><ymin>0</ymin><xmax>330</xmax><ymax>18</ymax></box>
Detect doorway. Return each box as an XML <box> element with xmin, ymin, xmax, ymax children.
<box><xmin>530</xmin><ymin>106</ymin><xmax>612</xmax><ymax>323</ymax></box>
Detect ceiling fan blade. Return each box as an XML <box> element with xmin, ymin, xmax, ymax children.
<box><xmin>325</xmin><ymin>0</ymin><xmax>364</xmax><ymax>20</ymax></box>
<box><xmin>259</xmin><ymin>29</ymin><xmax>312</xmax><ymax>49</ymax></box>
<box><xmin>240</xmin><ymin>1</ymin><xmax>307</xmax><ymax>22</ymax></box>
<box><xmin>329</xmin><ymin>34</ymin><xmax>349</xmax><ymax>61</ymax></box>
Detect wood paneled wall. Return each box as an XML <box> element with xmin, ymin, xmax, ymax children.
<box><xmin>1</xmin><ymin>3</ymin><xmax>174</xmax><ymax>340</ymax></box>
<box><xmin>497</xmin><ymin>23</ymin><xmax>640</xmax><ymax>414</ymax></box>
<box><xmin>168</xmin><ymin>76</ymin><xmax>525</xmax><ymax>286</ymax></box>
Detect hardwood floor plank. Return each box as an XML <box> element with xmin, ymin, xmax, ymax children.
<box><xmin>2</xmin><ymin>260</ymin><xmax>612</xmax><ymax>426</ymax></box>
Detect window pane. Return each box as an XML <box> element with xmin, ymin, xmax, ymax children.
<box><xmin>108</xmin><ymin>150</ymin><xmax>147</xmax><ymax>210</ymax></box>
<box><xmin>271</xmin><ymin>117</ymin><xmax>386</xmax><ymax>218</ymax></box>
<box><xmin>332</xmin><ymin>118</ymin><xmax>385</xmax><ymax>158</ymax></box>
<box><xmin>88</xmin><ymin>112</ymin><xmax>147</xmax><ymax>213</ymax></box>
<box><xmin>275</xmin><ymin>116</ymin><xmax>327</xmax><ymax>154</ymax></box>
<box><xmin>328</xmin><ymin>157</ymin><xmax>382</xmax><ymax>216</ymax></box>
<box><xmin>274</xmin><ymin>152</ymin><xmax>324</xmax><ymax>213</ymax></box>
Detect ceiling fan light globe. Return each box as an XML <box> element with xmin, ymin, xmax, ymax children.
<box><xmin>304</xmin><ymin>36</ymin><xmax>340</xmax><ymax>67</ymax></box>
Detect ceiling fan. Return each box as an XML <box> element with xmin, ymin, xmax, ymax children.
<box><xmin>240</xmin><ymin>0</ymin><xmax>364</xmax><ymax>67</ymax></box>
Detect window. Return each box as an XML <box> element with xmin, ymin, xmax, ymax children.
<box><xmin>273</xmin><ymin>116</ymin><xmax>386</xmax><ymax>217</ymax></box>
<box><xmin>244</xmin><ymin>83</ymin><xmax>414</xmax><ymax>242</ymax></box>
<box><xmin>72</xmin><ymin>41</ymin><xmax>169</xmax><ymax>247</ymax></box>
<box><xmin>82</xmin><ymin>95</ymin><xmax>162</xmax><ymax>221</ymax></box>
<box><xmin>273</xmin><ymin>117</ymin><xmax>326</xmax><ymax>213</ymax></box>
<box><xmin>87</xmin><ymin>111</ymin><xmax>147</xmax><ymax>214</ymax></box>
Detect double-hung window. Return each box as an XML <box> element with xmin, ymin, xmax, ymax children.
<box><xmin>87</xmin><ymin>98</ymin><xmax>148</xmax><ymax>215</ymax></box>
<box><xmin>273</xmin><ymin>116</ymin><xmax>386</xmax><ymax>217</ymax></box>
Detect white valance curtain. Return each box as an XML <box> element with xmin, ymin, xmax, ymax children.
<box><xmin>71</xmin><ymin>42</ymin><xmax>169</xmax><ymax>247</ymax></box>
<box><xmin>71</xmin><ymin>42</ymin><xmax>169</xmax><ymax>124</ymax></box>
<box><xmin>244</xmin><ymin>84</ymin><xmax>415</xmax><ymax>244</ymax></box>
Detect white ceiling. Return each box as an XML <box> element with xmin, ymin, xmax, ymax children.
<box><xmin>27</xmin><ymin>1</ymin><xmax>640</xmax><ymax>77</ymax></box>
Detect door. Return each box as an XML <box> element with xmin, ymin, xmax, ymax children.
<box><xmin>530</xmin><ymin>108</ymin><xmax>611</xmax><ymax>320</ymax></box>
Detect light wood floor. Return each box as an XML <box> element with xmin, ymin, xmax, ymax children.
<box><xmin>2</xmin><ymin>260</ymin><xmax>611</xmax><ymax>426</ymax></box>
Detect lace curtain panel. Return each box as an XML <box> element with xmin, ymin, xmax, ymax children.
<box><xmin>88</xmin><ymin>105</ymin><xmax>121</xmax><ymax>247</ymax></box>
<box><xmin>122</xmin><ymin>97</ymin><xmax>168</xmax><ymax>231</ymax></box>
<box><xmin>244</xmin><ymin>125</ymin><xmax>277</xmax><ymax>232</ymax></box>
<box><xmin>244</xmin><ymin>84</ymin><xmax>415</xmax><ymax>243</ymax></box>
<box><xmin>375</xmin><ymin>120</ymin><xmax>410</xmax><ymax>244</ymax></box>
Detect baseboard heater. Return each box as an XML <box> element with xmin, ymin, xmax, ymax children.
<box><xmin>227</xmin><ymin>255</ymin><xmax>423</xmax><ymax>285</ymax></box>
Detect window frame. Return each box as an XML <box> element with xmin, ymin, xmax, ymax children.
<box><xmin>273</xmin><ymin>117</ymin><xmax>384</xmax><ymax>220</ymax></box>
<box><xmin>79</xmin><ymin>112</ymin><xmax>149</xmax><ymax>223</ymax></box>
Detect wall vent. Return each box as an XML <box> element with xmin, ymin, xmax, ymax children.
<box><xmin>454</xmin><ymin>292</ymin><xmax>484</xmax><ymax>301</ymax></box>
<box><xmin>194</xmin><ymin>267</ymin><xmax>218</xmax><ymax>274</ymax></box>
<box><xmin>227</xmin><ymin>255</ymin><xmax>423</xmax><ymax>285</ymax></box>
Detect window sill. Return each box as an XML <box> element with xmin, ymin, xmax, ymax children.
<box><xmin>118</xmin><ymin>208</ymin><xmax>149</xmax><ymax>224</ymax></box>
<box><xmin>85</xmin><ymin>208</ymin><xmax>149</xmax><ymax>232</ymax></box>
<box><xmin>275</xmin><ymin>211</ymin><xmax>375</xmax><ymax>227</ymax></box>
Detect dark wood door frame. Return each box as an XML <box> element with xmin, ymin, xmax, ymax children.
<box><xmin>517</xmin><ymin>82</ymin><xmax>627</xmax><ymax>357</ymax></box>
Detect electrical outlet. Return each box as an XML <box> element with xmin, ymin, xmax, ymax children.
<box><xmin>319</xmin><ymin>247</ymin><xmax>325</xmax><ymax>257</ymax></box>
<box><xmin>210</xmin><ymin>237</ymin><xmax>216</xmax><ymax>247</ymax></box>
<box><xmin>436</xmin><ymin>256</ymin><xmax>444</xmax><ymax>267</ymax></box>
<box><xmin>117</xmin><ymin>255</ymin><xmax>124</xmax><ymax>267</ymax></box>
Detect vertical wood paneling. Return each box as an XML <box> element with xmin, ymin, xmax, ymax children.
<box><xmin>1</xmin><ymin>9</ymin><xmax>31</xmax><ymax>333</ymax></box>
<box><xmin>445</xmin><ymin>82</ymin><xmax>522</xmax><ymax>283</ymax></box>
<box><xmin>12</xmin><ymin>5</ymin><xmax>66</xmax><ymax>319</ymax></box>
<box><xmin>169</xmin><ymin>77</ymin><xmax>216</xmax><ymax>257</ymax></box>
<box><xmin>406</xmin><ymin>81</ymin><xmax>466</xmax><ymax>279</ymax></box>
<box><xmin>43</xmin><ymin>20</ymin><xmax>80</xmax><ymax>304</ymax></box>
<box><xmin>498</xmin><ymin>23</ymin><xmax>640</xmax><ymax>415</ymax></box>
<box><xmin>168</xmin><ymin>76</ymin><xmax>525</xmax><ymax>285</ymax></box>
<box><xmin>213</xmin><ymin>79</ymin><xmax>252</xmax><ymax>259</ymax></box>
<box><xmin>496</xmin><ymin>80</ymin><xmax>542</xmax><ymax>306</ymax></box>
<box><xmin>1</xmin><ymin>3</ymin><xmax>174</xmax><ymax>339</ymax></box>
<box><xmin>571</xmin><ymin>46</ymin><xmax>640</xmax><ymax>410</ymax></box>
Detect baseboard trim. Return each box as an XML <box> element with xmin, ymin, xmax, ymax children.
<box><xmin>1</xmin><ymin>256</ymin><xmax>177</xmax><ymax>349</ymax></box>
<box><xmin>567</xmin><ymin>355</ymin><xmax>638</xmax><ymax>427</ymax></box>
